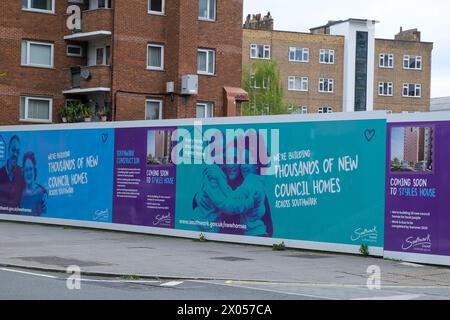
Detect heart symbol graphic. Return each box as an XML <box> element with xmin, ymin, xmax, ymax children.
<box><xmin>102</xmin><ymin>133</ymin><xmax>109</xmax><ymax>143</ymax></box>
<box><xmin>365</xmin><ymin>129</ymin><xmax>376</xmax><ymax>142</ymax></box>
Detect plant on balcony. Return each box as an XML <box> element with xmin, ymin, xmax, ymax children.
<box><xmin>97</xmin><ymin>107</ymin><xmax>108</xmax><ymax>122</ymax></box>
<box><xmin>65</xmin><ymin>101</ymin><xmax>90</xmax><ymax>123</ymax></box>
<box><xmin>58</xmin><ymin>107</ymin><xmax>69</xmax><ymax>123</ymax></box>
<box><xmin>81</xmin><ymin>105</ymin><xmax>93</xmax><ymax>122</ymax></box>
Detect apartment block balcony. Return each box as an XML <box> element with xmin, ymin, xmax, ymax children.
<box><xmin>64</xmin><ymin>9</ymin><xmax>113</xmax><ymax>41</ymax></box>
<box><xmin>63</xmin><ymin>65</ymin><xmax>111</xmax><ymax>95</ymax></box>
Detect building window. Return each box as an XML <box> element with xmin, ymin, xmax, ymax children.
<box><xmin>250</xmin><ymin>75</ymin><xmax>258</xmax><ymax>88</ymax></box>
<box><xmin>198</xmin><ymin>0</ymin><xmax>216</xmax><ymax>21</ymax></box>
<box><xmin>66</xmin><ymin>45</ymin><xmax>83</xmax><ymax>57</ymax></box>
<box><xmin>262</xmin><ymin>77</ymin><xmax>269</xmax><ymax>89</ymax></box>
<box><xmin>319</xmin><ymin>49</ymin><xmax>335</xmax><ymax>64</ymax></box>
<box><xmin>250</xmin><ymin>75</ymin><xmax>268</xmax><ymax>89</ymax></box>
<box><xmin>289</xmin><ymin>47</ymin><xmax>309</xmax><ymax>63</ymax></box>
<box><xmin>21</xmin><ymin>40</ymin><xmax>54</xmax><ymax>68</ymax></box>
<box><xmin>196</xmin><ymin>102</ymin><xmax>214</xmax><ymax>118</ymax></box>
<box><xmin>250</xmin><ymin>44</ymin><xmax>271</xmax><ymax>60</ymax></box>
<box><xmin>318</xmin><ymin>106</ymin><xmax>333</xmax><ymax>114</ymax></box>
<box><xmin>145</xmin><ymin>99</ymin><xmax>163</xmax><ymax>120</ymax></box>
<box><xmin>379</xmin><ymin>53</ymin><xmax>394</xmax><ymax>68</ymax></box>
<box><xmin>403</xmin><ymin>83</ymin><xmax>422</xmax><ymax>98</ymax></box>
<box><xmin>147</xmin><ymin>44</ymin><xmax>164</xmax><ymax>70</ymax></box>
<box><xmin>378</xmin><ymin>82</ymin><xmax>393</xmax><ymax>96</ymax></box>
<box><xmin>97</xmin><ymin>0</ymin><xmax>112</xmax><ymax>9</ymax></box>
<box><xmin>319</xmin><ymin>78</ymin><xmax>334</xmax><ymax>93</ymax></box>
<box><xmin>289</xmin><ymin>105</ymin><xmax>308</xmax><ymax>114</ymax></box>
<box><xmin>288</xmin><ymin>76</ymin><xmax>308</xmax><ymax>91</ymax></box>
<box><xmin>20</xmin><ymin>96</ymin><xmax>52</xmax><ymax>123</ymax></box>
<box><xmin>403</xmin><ymin>55</ymin><xmax>422</xmax><ymax>70</ymax></box>
<box><xmin>197</xmin><ymin>49</ymin><xmax>215</xmax><ymax>75</ymax></box>
<box><xmin>22</xmin><ymin>0</ymin><xmax>55</xmax><ymax>13</ymax></box>
<box><xmin>148</xmin><ymin>0</ymin><xmax>164</xmax><ymax>14</ymax></box>
<box><xmin>95</xmin><ymin>46</ymin><xmax>111</xmax><ymax>65</ymax></box>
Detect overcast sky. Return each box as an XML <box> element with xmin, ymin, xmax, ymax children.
<box><xmin>243</xmin><ymin>0</ymin><xmax>450</xmax><ymax>98</ymax></box>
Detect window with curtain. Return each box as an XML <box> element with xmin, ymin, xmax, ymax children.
<box><xmin>21</xmin><ymin>41</ymin><xmax>53</xmax><ymax>68</ymax></box>
<box><xmin>22</xmin><ymin>0</ymin><xmax>54</xmax><ymax>12</ymax></box>
<box><xmin>146</xmin><ymin>100</ymin><xmax>162</xmax><ymax>120</ymax></box>
<box><xmin>196</xmin><ymin>103</ymin><xmax>214</xmax><ymax>118</ymax></box>
<box><xmin>199</xmin><ymin>0</ymin><xmax>216</xmax><ymax>21</ymax></box>
<box><xmin>147</xmin><ymin>44</ymin><xmax>164</xmax><ymax>70</ymax></box>
<box><xmin>197</xmin><ymin>49</ymin><xmax>215</xmax><ymax>75</ymax></box>
<box><xmin>20</xmin><ymin>97</ymin><xmax>52</xmax><ymax>122</ymax></box>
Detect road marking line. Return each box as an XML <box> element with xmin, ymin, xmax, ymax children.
<box><xmin>353</xmin><ymin>294</ymin><xmax>422</xmax><ymax>301</ymax></box>
<box><xmin>400</xmin><ymin>262</ymin><xmax>425</xmax><ymax>268</ymax></box>
<box><xmin>225</xmin><ymin>280</ymin><xmax>449</xmax><ymax>289</ymax></box>
<box><xmin>0</xmin><ymin>268</ymin><xmax>58</xmax><ymax>279</ymax></box>
<box><xmin>191</xmin><ymin>280</ymin><xmax>338</xmax><ymax>300</ymax></box>
<box><xmin>81</xmin><ymin>279</ymin><xmax>160</xmax><ymax>284</ymax></box>
<box><xmin>160</xmin><ymin>281</ymin><xmax>184</xmax><ymax>287</ymax></box>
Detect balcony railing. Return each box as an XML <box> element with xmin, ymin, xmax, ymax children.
<box><xmin>65</xmin><ymin>65</ymin><xmax>111</xmax><ymax>92</ymax></box>
<box><xmin>65</xmin><ymin>9</ymin><xmax>113</xmax><ymax>40</ymax></box>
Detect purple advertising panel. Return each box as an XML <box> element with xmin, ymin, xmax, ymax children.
<box><xmin>113</xmin><ymin>127</ymin><xmax>176</xmax><ymax>228</ymax></box>
<box><xmin>385</xmin><ymin>117</ymin><xmax>450</xmax><ymax>265</ymax></box>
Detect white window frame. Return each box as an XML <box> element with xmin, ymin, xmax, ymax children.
<box><xmin>94</xmin><ymin>0</ymin><xmax>112</xmax><ymax>9</ymax></box>
<box><xmin>145</xmin><ymin>99</ymin><xmax>163</xmax><ymax>120</ymax></box>
<box><xmin>250</xmin><ymin>75</ymin><xmax>269</xmax><ymax>89</ymax></box>
<box><xmin>379</xmin><ymin>53</ymin><xmax>394</xmax><ymax>68</ymax></box>
<box><xmin>289</xmin><ymin>105</ymin><xmax>308</xmax><ymax>114</ymax></box>
<box><xmin>318</xmin><ymin>106</ymin><xmax>333</xmax><ymax>114</ymax></box>
<box><xmin>22</xmin><ymin>0</ymin><xmax>55</xmax><ymax>14</ymax></box>
<box><xmin>66</xmin><ymin>45</ymin><xmax>83</xmax><ymax>57</ymax></box>
<box><xmin>319</xmin><ymin>49</ymin><xmax>335</xmax><ymax>64</ymax></box>
<box><xmin>196</xmin><ymin>102</ymin><xmax>214</xmax><ymax>118</ymax></box>
<box><xmin>20</xmin><ymin>96</ymin><xmax>53</xmax><ymax>123</ymax></box>
<box><xmin>250</xmin><ymin>44</ymin><xmax>271</xmax><ymax>60</ymax></box>
<box><xmin>22</xmin><ymin>40</ymin><xmax>54</xmax><ymax>68</ymax></box>
<box><xmin>147</xmin><ymin>44</ymin><xmax>165</xmax><ymax>70</ymax></box>
<box><xmin>289</xmin><ymin>47</ymin><xmax>309</xmax><ymax>63</ymax></box>
<box><xmin>250</xmin><ymin>75</ymin><xmax>259</xmax><ymax>89</ymax></box>
<box><xmin>288</xmin><ymin>76</ymin><xmax>308</xmax><ymax>92</ymax></box>
<box><xmin>148</xmin><ymin>0</ymin><xmax>165</xmax><ymax>15</ymax></box>
<box><xmin>93</xmin><ymin>45</ymin><xmax>111</xmax><ymax>66</ymax></box>
<box><xmin>197</xmin><ymin>48</ymin><xmax>215</xmax><ymax>75</ymax></box>
<box><xmin>403</xmin><ymin>55</ymin><xmax>422</xmax><ymax>70</ymax></box>
<box><xmin>319</xmin><ymin>78</ymin><xmax>334</xmax><ymax>93</ymax></box>
<box><xmin>403</xmin><ymin>83</ymin><xmax>422</xmax><ymax>98</ymax></box>
<box><xmin>378</xmin><ymin>82</ymin><xmax>393</xmax><ymax>96</ymax></box>
<box><xmin>198</xmin><ymin>0</ymin><xmax>216</xmax><ymax>21</ymax></box>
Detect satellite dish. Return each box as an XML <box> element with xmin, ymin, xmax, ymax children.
<box><xmin>81</xmin><ymin>69</ymin><xmax>91</xmax><ymax>80</ymax></box>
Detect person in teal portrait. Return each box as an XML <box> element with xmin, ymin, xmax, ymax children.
<box><xmin>20</xmin><ymin>152</ymin><xmax>48</xmax><ymax>216</ymax></box>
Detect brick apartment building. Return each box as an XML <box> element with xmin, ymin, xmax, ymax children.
<box><xmin>0</xmin><ymin>0</ymin><xmax>246</xmax><ymax>125</ymax></box>
<box><xmin>243</xmin><ymin>13</ymin><xmax>433</xmax><ymax>114</ymax></box>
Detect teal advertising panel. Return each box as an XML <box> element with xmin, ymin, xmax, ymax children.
<box><xmin>174</xmin><ymin>118</ymin><xmax>386</xmax><ymax>251</ymax></box>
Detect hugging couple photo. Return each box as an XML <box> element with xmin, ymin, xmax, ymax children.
<box><xmin>0</xmin><ymin>136</ymin><xmax>47</xmax><ymax>216</ymax></box>
<box><xmin>192</xmin><ymin>148</ymin><xmax>274</xmax><ymax>238</ymax></box>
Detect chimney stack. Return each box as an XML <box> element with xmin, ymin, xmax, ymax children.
<box><xmin>243</xmin><ymin>12</ymin><xmax>274</xmax><ymax>31</ymax></box>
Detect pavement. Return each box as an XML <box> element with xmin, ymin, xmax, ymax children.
<box><xmin>0</xmin><ymin>221</ymin><xmax>450</xmax><ymax>299</ymax></box>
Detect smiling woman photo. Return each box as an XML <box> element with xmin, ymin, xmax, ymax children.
<box><xmin>20</xmin><ymin>152</ymin><xmax>48</xmax><ymax>217</ymax></box>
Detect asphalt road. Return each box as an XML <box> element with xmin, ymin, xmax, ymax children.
<box><xmin>1</xmin><ymin>267</ymin><xmax>449</xmax><ymax>300</ymax></box>
<box><xmin>0</xmin><ymin>267</ymin><xmax>307</xmax><ymax>300</ymax></box>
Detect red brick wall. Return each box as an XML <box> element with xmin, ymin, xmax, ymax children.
<box><xmin>0</xmin><ymin>0</ymin><xmax>244</xmax><ymax>124</ymax></box>
<box><xmin>112</xmin><ymin>0</ymin><xmax>243</xmax><ymax>120</ymax></box>
<box><xmin>0</xmin><ymin>1</ymin><xmax>83</xmax><ymax>124</ymax></box>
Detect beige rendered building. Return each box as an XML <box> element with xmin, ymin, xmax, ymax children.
<box><xmin>243</xmin><ymin>14</ymin><xmax>433</xmax><ymax>114</ymax></box>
